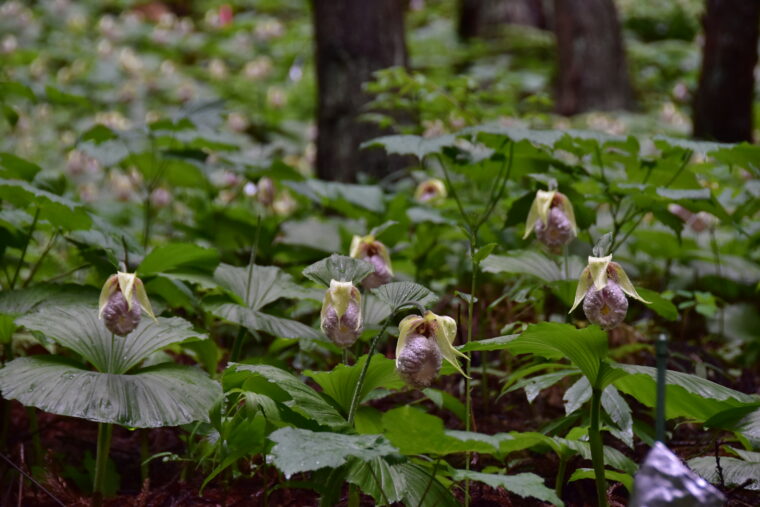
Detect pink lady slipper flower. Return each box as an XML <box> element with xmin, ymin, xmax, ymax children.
<box><xmin>524</xmin><ymin>190</ymin><xmax>577</xmax><ymax>252</ymax></box>
<box><xmin>349</xmin><ymin>235</ymin><xmax>393</xmax><ymax>289</ymax></box>
<box><xmin>320</xmin><ymin>280</ymin><xmax>363</xmax><ymax>348</ymax></box>
<box><xmin>395</xmin><ymin>311</ymin><xmax>468</xmax><ymax>388</ymax></box>
<box><xmin>414</xmin><ymin>178</ymin><xmax>447</xmax><ymax>205</ymax></box>
<box><xmin>98</xmin><ymin>272</ymin><xmax>156</xmax><ymax>336</ymax></box>
<box><xmin>569</xmin><ymin>255</ymin><xmax>649</xmax><ymax>330</ymax></box>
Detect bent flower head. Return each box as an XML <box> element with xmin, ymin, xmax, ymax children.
<box><xmin>414</xmin><ymin>178</ymin><xmax>447</xmax><ymax>204</ymax></box>
<box><xmin>98</xmin><ymin>272</ymin><xmax>156</xmax><ymax>336</ymax></box>
<box><xmin>569</xmin><ymin>255</ymin><xmax>649</xmax><ymax>330</ymax></box>
<box><xmin>524</xmin><ymin>190</ymin><xmax>577</xmax><ymax>251</ymax></box>
<box><xmin>349</xmin><ymin>234</ymin><xmax>393</xmax><ymax>289</ymax></box>
<box><xmin>320</xmin><ymin>280</ymin><xmax>363</xmax><ymax>348</ymax></box>
<box><xmin>395</xmin><ymin>311</ymin><xmax>468</xmax><ymax>388</ymax></box>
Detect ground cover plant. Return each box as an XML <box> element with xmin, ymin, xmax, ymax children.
<box><xmin>0</xmin><ymin>1</ymin><xmax>759</xmax><ymax>506</ymax></box>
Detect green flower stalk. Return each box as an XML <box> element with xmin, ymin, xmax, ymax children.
<box><xmin>320</xmin><ymin>280</ymin><xmax>363</xmax><ymax>348</ymax></box>
<box><xmin>98</xmin><ymin>272</ymin><xmax>156</xmax><ymax>336</ymax></box>
<box><xmin>524</xmin><ymin>190</ymin><xmax>577</xmax><ymax>252</ymax></box>
<box><xmin>395</xmin><ymin>311</ymin><xmax>468</xmax><ymax>388</ymax></box>
<box><xmin>349</xmin><ymin>234</ymin><xmax>393</xmax><ymax>289</ymax></box>
<box><xmin>414</xmin><ymin>178</ymin><xmax>447</xmax><ymax>205</ymax></box>
<box><xmin>569</xmin><ymin>255</ymin><xmax>649</xmax><ymax>330</ymax></box>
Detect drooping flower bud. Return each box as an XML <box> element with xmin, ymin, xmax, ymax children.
<box><xmin>395</xmin><ymin>311</ymin><xmax>468</xmax><ymax>388</ymax></box>
<box><xmin>349</xmin><ymin>235</ymin><xmax>393</xmax><ymax>289</ymax></box>
<box><xmin>98</xmin><ymin>272</ymin><xmax>156</xmax><ymax>336</ymax></box>
<box><xmin>320</xmin><ymin>280</ymin><xmax>362</xmax><ymax>348</ymax></box>
<box><xmin>414</xmin><ymin>178</ymin><xmax>447</xmax><ymax>205</ymax></box>
<box><xmin>569</xmin><ymin>255</ymin><xmax>649</xmax><ymax>330</ymax></box>
<box><xmin>524</xmin><ymin>190</ymin><xmax>577</xmax><ymax>252</ymax></box>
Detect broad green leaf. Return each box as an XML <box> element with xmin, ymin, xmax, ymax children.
<box><xmin>18</xmin><ymin>306</ymin><xmax>201</xmax><ymax>374</ymax></box>
<box><xmin>0</xmin><ymin>356</ymin><xmax>220</xmax><ymax>428</ymax></box>
<box><xmin>563</xmin><ymin>377</ymin><xmax>592</xmax><ymax>415</ymax></box>
<box><xmin>568</xmin><ymin>468</ymin><xmax>633</xmax><ymax>493</ymax></box>
<box><xmin>554</xmin><ymin>436</ymin><xmax>637</xmax><ymax>474</ymax></box>
<box><xmin>0</xmin><ymin>284</ymin><xmax>98</xmax><ymax>315</ymax></box>
<box><xmin>613</xmin><ymin>364</ymin><xmax>759</xmax><ymax>422</ymax></box>
<box><xmin>267</xmin><ymin>427</ymin><xmax>397</xmax><ymax>478</ymax></box>
<box><xmin>213</xmin><ymin>304</ymin><xmax>321</xmax><ymax>340</ymax></box>
<box><xmin>422</xmin><ymin>388</ymin><xmax>466</xmax><ymax>421</ymax></box>
<box><xmin>302</xmin><ymin>254</ymin><xmax>374</xmax><ymax>287</ymax></box>
<box><xmin>505</xmin><ymin>323</ymin><xmax>610</xmax><ymax>387</ymax></box>
<box><xmin>688</xmin><ymin>456</ymin><xmax>760</xmax><ymax>491</ymax></box>
<box><xmin>506</xmin><ymin>369</ymin><xmax>580</xmax><ymax>403</ymax></box>
<box><xmin>452</xmin><ymin>470</ymin><xmax>563</xmax><ymax>506</ymax></box>
<box><xmin>459</xmin><ymin>334</ymin><xmax>519</xmax><ymax>352</ymax></box>
<box><xmin>279</xmin><ymin>218</ymin><xmax>342</xmax><ymax>253</ymax></box>
<box><xmin>362</xmin><ymin>294</ymin><xmax>392</xmax><ymax>327</ymax></box>
<box><xmin>371</xmin><ymin>281</ymin><xmax>437</xmax><ymax>312</ymax></box>
<box><xmin>637</xmin><ymin>288</ymin><xmax>678</xmax><ymax>321</ymax></box>
<box><xmin>473</xmin><ymin>243</ymin><xmax>497</xmax><ymax>263</ymax></box>
<box><xmin>0</xmin><ymin>178</ymin><xmax>91</xmax><ymax>230</ymax></box>
<box><xmin>228</xmin><ymin>364</ymin><xmax>347</xmax><ymax>429</ymax></box>
<box><xmin>214</xmin><ymin>263</ymin><xmax>305</xmax><ymax>310</ymax></box>
<box><xmin>601</xmin><ymin>385</ymin><xmax>634</xmax><ymax>448</ymax></box>
<box><xmin>482</xmin><ymin>251</ymin><xmax>583</xmax><ymax>282</ymax></box>
<box><xmin>345</xmin><ymin>457</ymin><xmax>406</xmax><ymax>505</ymax></box>
<box><xmin>304</xmin><ymin>354</ymin><xmax>403</xmax><ymax>414</ymax></box>
<box><xmin>382</xmin><ymin>406</ymin><xmax>503</xmax><ymax>456</ymax></box>
<box><xmin>398</xmin><ymin>462</ymin><xmax>459</xmax><ymax>507</ymax></box>
<box><xmin>286</xmin><ymin>179</ymin><xmax>385</xmax><ymax>213</ymax></box>
<box><xmin>0</xmin><ymin>153</ymin><xmax>41</xmax><ymax>180</ymax></box>
<box><xmin>362</xmin><ymin>134</ymin><xmax>457</xmax><ymax>160</ymax></box>
<box><xmin>704</xmin><ymin>405</ymin><xmax>760</xmax><ymax>439</ymax></box>
<box><xmin>138</xmin><ymin>243</ymin><xmax>219</xmax><ymax>278</ymax></box>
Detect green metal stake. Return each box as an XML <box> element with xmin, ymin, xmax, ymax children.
<box><xmin>655</xmin><ymin>334</ymin><xmax>668</xmax><ymax>443</ymax></box>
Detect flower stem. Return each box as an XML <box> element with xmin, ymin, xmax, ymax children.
<box><xmin>589</xmin><ymin>387</ymin><xmax>607</xmax><ymax>507</ymax></box>
<box><xmin>346</xmin><ymin>318</ymin><xmax>392</xmax><ymax>426</ymax></box>
<box><xmin>10</xmin><ymin>206</ymin><xmax>40</xmax><ymax>290</ymax></box>
<box><xmin>555</xmin><ymin>455</ymin><xmax>568</xmax><ymax>499</ymax></box>
<box><xmin>92</xmin><ymin>422</ymin><xmax>113</xmax><ymax>506</ymax></box>
<box><xmin>464</xmin><ymin>240</ymin><xmax>478</xmax><ymax>506</ymax></box>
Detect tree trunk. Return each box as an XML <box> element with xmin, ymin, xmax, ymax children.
<box><xmin>458</xmin><ymin>0</ymin><xmax>547</xmax><ymax>40</ymax></box>
<box><xmin>312</xmin><ymin>0</ymin><xmax>408</xmax><ymax>182</ymax></box>
<box><xmin>554</xmin><ymin>0</ymin><xmax>634</xmax><ymax>115</ymax></box>
<box><xmin>693</xmin><ymin>0</ymin><xmax>760</xmax><ymax>143</ymax></box>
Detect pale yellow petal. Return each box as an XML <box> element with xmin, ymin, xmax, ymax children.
<box><xmin>134</xmin><ymin>279</ymin><xmax>156</xmax><ymax>320</ymax></box>
<box><xmin>558</xmin><ymin>193</ymin><xmax>578</xmax><ymax>236</ymax></box>
<box><xmin>611</xmin><ymin>263</ymin><xmax>651</xmax><ymax>304</ymax></box>
<box><xmin>116</xmin><ymin>272</ymin><xmax>137</xmax><ymax>311</ymax></box>
<box><xmin>429</xmin><ymin>312</ymin><xmax>469</xmax><ymax>378</ymax></box>
<box><xmin>588</xmin><ymin>255</ymin><xmax>612</xmax><ymax>290</ymax></box>
<box><xmin>569</xmin><ymin>267</ymin><xmax>593</xmax><ymax>313</ymax></box>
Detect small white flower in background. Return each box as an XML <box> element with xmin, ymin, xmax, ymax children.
<box><xmin>524</xmin><ymin>190</ymin><xmax>577</xmax><ymax>252</ymax></box>
<box><xmin>150</xmin><ymin>187</ymin><xmax>171</xmax><ymax>208</ymax></box>
<box><xmin>570</xmin><ymin>255</ymin><xmax>650</xmax><ymax>330</ymax></box>
<box><xmin>227</xmin><ymin>112</ymin><xmax>248</xmax><ymax>132</ymax></box>
<box><xmin>395</xmin><ymin>311</ymin><xmax>468</xmax><ymax>388</ymax></box>
<box><xmin>244</xmin><ymin>57</ymin><xmax>273</xmax><ymax>80</ymax></box>
<box><xmin>414</xmin><ymin>178</ymin><xmax>447</xmax><ymax>205</ymax></box>
<box><xmin>209</xmin><ymin>58</ymin><xmax>228</xmax><ymax>79</ymax></box>
<box><xmin>243</xmin><ymin>181</ymin><xmax>257</xmax><ymax>197</ymax></box>
<box><xmin>320</xmin><ymin>280</ymin><xmax>362</xmax><ymax>348</ymax></box>
<box><xmin>349</xmin><ymin>235</ymin><xmax>393</xmax><ymax>289</ymax></box>
<box><xmin>99</xmin><ymin>272</ymin><xmax>156</xmax><ymax>336</ymax></box>
<box><xmin>667</xmin><ymin>204</ymin><xmax>718</xmax><ymax>233</ymax></box>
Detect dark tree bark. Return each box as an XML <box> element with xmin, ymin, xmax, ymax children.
<box><xmin>312</xmin><ymin>0</ymin><xmax>408</xmax><ymax>182</ymax></box>
<box><xmin>553</xmin><ymin>0</ymin><xmax>634</xmax><ymax>115</ymax></box>
<box><xmin>693</xmin><ymin>0</ymin><xmax>760</xmax><ymax>143</ymax></box>
<box><xmin>458</xmin><ymin>0</ymin><xmax>547</xmax><ymax>40</ymax></box>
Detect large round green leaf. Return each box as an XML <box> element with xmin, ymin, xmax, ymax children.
<box><xmin>18</xmin><ymin>306</ymin><xmax>201</xmax><ymax>374</ymax></box>
<box><xmin>0</xmin><ymin>356</ymin><xmax>221</xmax><ymax>428</ymax></box>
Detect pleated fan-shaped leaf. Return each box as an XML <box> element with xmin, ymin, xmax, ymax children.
<box><xmin>213</xmin><ymin>304</ymin><xmax>321</xmax><ymax>340</ymax></box>
<box><xmin>0</xmin><ymin>356</ymin><xmax>221</xmax><ymax>428</ymax></box>
<box><xmin>18</xmin><ymin>306</ymin><xmax>202</xmax><ymax>374</ymax></box>
<box><xmin>371</xmin><ymin>281</ymin><xmax>437</xmax><ymax>312</ymax></box>
<box><xmin>302</xmin><ymin>254</ymin><xmax>374</xmax><ymax>287</ymax></box>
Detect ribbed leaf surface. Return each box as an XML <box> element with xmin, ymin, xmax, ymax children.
<box><xmin>18</xmin><ymin>306</ymin><xmax>201</xmax><ymax>374</ymax></box>
<box><xmin>0</xmin><ymin>356</ymin><xmax>220</xmax><ymax>427</ymax></box>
